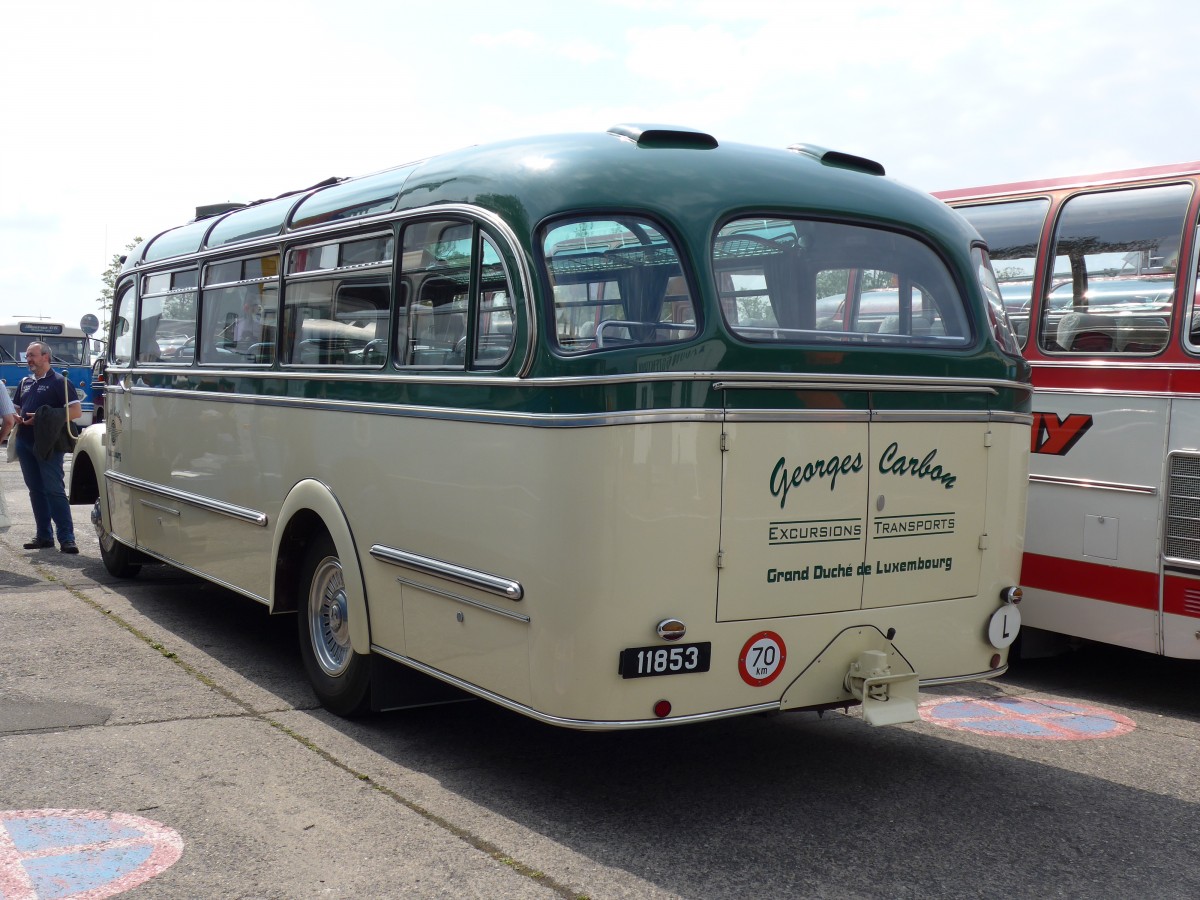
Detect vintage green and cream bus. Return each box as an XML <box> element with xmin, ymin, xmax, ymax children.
<box><xmin>70</xmin><ymin>126</ymin><xmax>1030</xmax><ymax>729</ymax></box>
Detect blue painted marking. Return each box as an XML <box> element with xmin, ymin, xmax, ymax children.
<box><xmin>920</xmin><ymin>695</ymin><xmax>1137</xmax><ymax>740</ymax></box>
<box><xmin>7</xmin><ymin>817</ymin><xmax>141</xmax><ymax>851</ymax></box>
<box><xmin>1</xmin><ymin>809</ymin><xmax>183</xmax><ymax>898</ymax></box>
<box><xmin>25</xmin><ymin>847</ymin><xmax>155</xmax><ymax>899</ymax></box>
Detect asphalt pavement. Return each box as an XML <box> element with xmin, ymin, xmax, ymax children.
<box><xmin>3</xmin><ymin>455</ymin><xmax>1200</xmax><ymax>899</ymax></box>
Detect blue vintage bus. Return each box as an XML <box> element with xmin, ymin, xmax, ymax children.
<box><xmin>0</xmin><ymin>318</ymin><xmax>97</xmax><ymax>425</ymax></box>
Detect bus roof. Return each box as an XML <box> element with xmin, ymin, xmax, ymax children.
<box><xmin>0</xmin><ymin>318</ymin><xmax>87</xmax><ymax>337</ymax></box>
<box><xmin>934</xmin><ymin>160</ymin><xmax>1200</xmax><ymax>203</ymax></box>
<box><xmin>128</xmin><ymin>126</ymin><xmax>972</xmax><ymax>270</ymax></box>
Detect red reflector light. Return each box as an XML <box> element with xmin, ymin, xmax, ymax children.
<box><xmin>990</xmin><ymin>653</ymin><xmax>1002</xmax><ymax>669</ymax></box>
<box><xmin>653</xmin><ymin>700</ymin><xmax>672</xmax><ymax>718</ymax></box>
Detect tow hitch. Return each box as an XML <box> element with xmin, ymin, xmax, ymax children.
<box><xmin>844</xmin><ymin>649</ymin><xmax>920</xmax><ymax>726</ymax></box>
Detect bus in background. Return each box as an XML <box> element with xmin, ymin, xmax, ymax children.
<box><xmin>936</xmin><ymin>161</ymin><xmax>1200</xmax><ymax>659</ymax></box>
<box><xmin>0</xmin><ymin>318</ymin><xmax>97</xmax><ymax>426</ymax></box>
<box><xmin>69</xmin><ymin>126</ymin><xmax>1030</xmax><ymax>730</ymax></box>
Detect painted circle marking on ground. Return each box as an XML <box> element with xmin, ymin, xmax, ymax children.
<box><xmin>0</xmin><ymin>809</ymin><xmax>183</xmax><ymax>899</ymax></box>
<box><xmin>738</xmin><ymin>631</ymin><xmax>786</xmax><ymax>686</ymax></box>
<box><xmin>919</xmin><ymin>695</ymin><xmax>1137</xmax><ymax>740</ymax></box>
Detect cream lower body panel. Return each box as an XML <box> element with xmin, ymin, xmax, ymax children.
<box><xmin>373</xmin><ymin>594</ymin><xmax>1009</xmax><ymax>729</ymax></box>
<box><xmin>105</xmin><ymin>389</ymin><xmax>1026</xmax><ymax>725</ymax></box>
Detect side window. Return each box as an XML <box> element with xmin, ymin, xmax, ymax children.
<box><xmin>112</xmin><ymin>281</ymin><xmax>136</xmax><ymax>366</ymax></box>
<box><xmin>400</xmin><ymin>220</ymin><xmax>469</xmax><ymax>366</ymax></box>
<box><xmin>397</xmin><ymin>220</ymin><xmax>516</xmax><ymax>369</ymax></box>
<box><xmin>1040</xmin><ymin>184</ymin><xmax>1188</xmax><ymax>355</ymax></box>
<box><xmin>138</xmin><ymin>269</ymin><xmax>198</xmax><ymax>364</ymax></box>
<box><xmin>955</xmin><ymin>198</ymin><xmax>1050</xmax><ymax>349</ymax></box>
<box><xmin>283</xmin><ymin>234</ymin><xmax>392</xmax><ymax>366</ymax></box>
<box><xmin>1188</xmin><ymin>249</ymin><xmax>1200</xmax><ymax>347</ymax></box>
<box><xmin>543</xmin><ymin>217</ymin><xmax>697</xmax><ymax>353</ymax></box>
<box><xmin>475</xmin><ymin>235</ymin><xmax>515</xmax><ymax>365</ymax></box>
<box><xmin>201</xmin><ymin>255</ymin><xmax>280</xmax><ymax>365</ymax></box>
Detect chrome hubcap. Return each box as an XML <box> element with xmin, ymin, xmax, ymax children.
<box><xmin>309</xmin><ymin>556</ymin><xmax>352</xmax><ymax>677</ymax></box>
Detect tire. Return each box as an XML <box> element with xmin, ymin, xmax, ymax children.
<box><xmin>94</xmin><ymin>500</ymin><xmax>141</xmax><ymax>578</ymax></box>
<box><xmin>297</xmin><ymin>534</ymin><xmax>371</xmax><ymax>715</ymax></box>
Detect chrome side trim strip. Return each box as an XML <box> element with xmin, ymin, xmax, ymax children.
<box><xmin>369</xmin><ymin>647</ymin><xmax>780</xmax><ymax>730</ymax></box>
<box><xmin>1028</xmin><ymin>474</ymin><xmax>1158</xmax><ymax>495</ymax></box>
<box><xmin>871</xmin><ymin>410</ymin><xmax>1034</xmax><ymax>425</ymax></box>
<box><xmin>370</xmin><ymin>544</ymin><xmax>523</xmax><ymax>600</ymax></box>
<box><xmin>120</xmin><ymin>387</ymin><xmax>1028</xmax><ymax>430</ymax></box>
<box><xmin>127</xmin><ymin>389</ymin><xmax>725</xmax><ymax>427</ymax></box>
<box><xmin>105</xmin><ymin>470</ymin><xmax>269</xmax><ymax>525</ymax></box>
<box><xmin>724</xmin><ymin>409</ymin><xmax>869</xmax><ymax>424</ymax></box>
<box><xmin>919</xmin><ymin>666</ymin><xmax>1007</xmax><ymax>687</ymax></box>
<box><xmin>110</xmin><ymin>365</ymin><xmax>1029</xmax><ymax>395</ymax></box>
<box><xmin>715</xmin><ymin>378</ymin><xmax>1000</xmax><ymax>395</ymax></box>
<box><xmin>987</xmin><ymin>412</ymin><xmax>1035</xmax><ymax>426</ymax></box>
<box><xmin>722</xmin><ymin>409</ymin><xmax>1031</xmax><ymax>425</ymax></box>
<box><xmin>393</xmin><ymin>577</ymin><xmax>530</xmax><ymax>623</ymax></box>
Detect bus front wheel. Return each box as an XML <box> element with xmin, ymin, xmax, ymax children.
<box><xmin>93</xmin><ymin>500</ymin><xmax>141</xmax><ymax>578</ymax></box>
<box><xmin>297</xmin><ymin>534</ymin><xmax>371</xmax><ymax>716</ymax></box>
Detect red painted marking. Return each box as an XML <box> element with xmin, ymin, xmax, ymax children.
<box><xmin>1030</xmin><ymin>412</ymin><xmax>1093</xmax><ymax>455</ymax></box>
<box><xmin>933</xmin><ymin>161</ymin><xmax>1200</xmax><ymax>202</ymax></box>
<box><xmin>1029</xmin><ymin>363</ymin><xmax>1200</xmax><ymax>395</ymax></box>
<box><xmin>920</xmin><ymin>696</ymin><xmax>1136</xmax><ymax>740</ymax></box>
<box><xmin>0</xmin><ymin>809</ymin><xmax>182</xmax><ymax>899</ymax></box>
<box><xmin>1021</xmin><ymin>553</ymin><xmax>1158</xmax><ymax>611</ymax></box>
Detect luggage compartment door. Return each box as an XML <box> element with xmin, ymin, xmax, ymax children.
<box><xmin>717</xmin><ymin>417</ymin><xmax>869</xmax><ymax>621</ymax></box>
<box><xmin>862</xmin><ymin>420</ymin><xmax>988</xmax><ymax>608</ymax></box>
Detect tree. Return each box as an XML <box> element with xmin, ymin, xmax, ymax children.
<box><xmin>97</xmin><ymin>237</ymin><xmax>143</xmax><ymax>342</ymax></box>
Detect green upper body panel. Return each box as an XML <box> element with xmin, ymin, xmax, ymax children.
<box><xmin>119</xmin><ymin>128</ymin><xmax>1030</xmax><ymax>413</ymax></box>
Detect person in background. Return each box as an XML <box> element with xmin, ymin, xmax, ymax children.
<box><xmin>0</xmin><ymin>380</ymin><xmax>16</xmax><ymax>443</ymax></box>
<box><xmin>1</xmin><ymin>380</ymin><xmax>15</xmax><ymax>532</ymax></box>
<box><xmin>12</xmin><ymin>342</ymin><xmax>81</xmax><ymax>553</ymax></box>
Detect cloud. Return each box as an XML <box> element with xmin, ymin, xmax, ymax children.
<box><xmin>3</xmin><ymin>0</ymin><xmax>1199</xmax><ymax>325</ymax></box>
<box><xmin>469</xmin><ymin>29</ymin><xmax>541</xmax><ymax>49</ymax></box>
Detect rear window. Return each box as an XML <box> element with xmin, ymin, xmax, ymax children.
<box><xmin>714</xmin><ymin>218</ymin><xmax>970</xmax><ymax>347</ymax></box>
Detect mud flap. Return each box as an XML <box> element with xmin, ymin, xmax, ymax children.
<box><xmin>369</xmin><ymin>655</ymin><xmax>474</xmax><ymax>713</ymax></box>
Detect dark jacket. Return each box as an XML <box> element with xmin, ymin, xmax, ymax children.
<box><xmin>32</xmin><ymin>406</ymin><xmax>75</xmax><ymax>459</ymax></box>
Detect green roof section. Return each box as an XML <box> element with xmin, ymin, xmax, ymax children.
<box><xmin>142</xmin><ymin>218</ymin><xmax>212</xmax><ymax>263</ymax></box>
<box><xmin>289</xmin><ymin>165</ymin><xmax>418</xmax><ymax>231</ymax></box>
<box><xmin>206</xmin><ymin>194</ymin><xmax>299</xmax><ymax>249</ymax></box>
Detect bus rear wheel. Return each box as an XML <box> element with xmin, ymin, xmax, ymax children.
<box><xmin>93</xmin><ymin>500</ymin><xmax>141</xmax><ymax>578</ymax></box>
<box><xmin>297</xmin><ymin>534</ymin><xmax>371</xmax><ymax>716</ymax></box>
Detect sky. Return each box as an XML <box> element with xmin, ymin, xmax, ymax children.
<box><xmin>2</xmin><ymin>0</ymin><xmax>1199</xmax><ymax>328</ymax></box>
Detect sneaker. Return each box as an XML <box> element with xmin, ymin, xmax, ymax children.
<box><xmin>60</xmin><ymin>541</ymin><xmax>79</xmax><ymax>554</ymax></box>
<box><xmin>23</xmin><ymin>538</ymin><xmax>55</xmax><ymax>550</ymax></box>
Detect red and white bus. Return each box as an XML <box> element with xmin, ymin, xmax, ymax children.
<box><xmin>937</xmin><ymin>161</ymin><xmax>1200</xmax><ymax>658</ymax></box>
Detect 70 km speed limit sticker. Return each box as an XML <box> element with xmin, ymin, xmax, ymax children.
<box><xmin>738</xmin><ymin>631</ymin><xmax>787</xmax><ymax>686</ymax></box>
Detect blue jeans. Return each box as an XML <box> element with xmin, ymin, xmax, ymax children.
<box><xmin>15</xmin><ymin>438</ymin><xmax>75</xmax><ymax>544</ymax></box>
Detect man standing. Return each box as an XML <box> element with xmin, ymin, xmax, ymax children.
<box><xmin>13</xmin><ymin>341</ymin><xmax>81</xmax><ymax>553</ymax></box>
